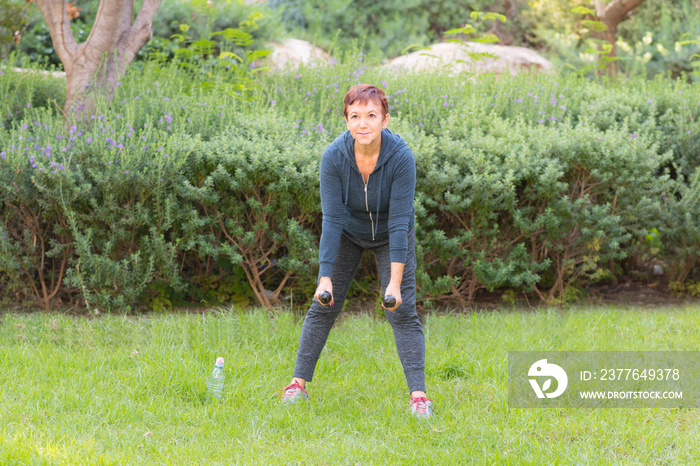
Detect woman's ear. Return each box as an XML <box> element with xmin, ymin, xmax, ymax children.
<box><xmin>383</xmin><ymin>113</ymin><xmax>390</xmax><ymax>129</ymax></box>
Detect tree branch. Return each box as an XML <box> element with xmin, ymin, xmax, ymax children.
<box><xmin>600</xmin><ymin>0</ymin><xmax>646</xmax><ymax>26</ymax></box>
<box><xmin>595</xmin><ymin>0</ymin><xmax>607</xmax><ymax>19</ymax></box>
<box><xmin>34</xmin><ymin>0</ymin><xmax>77</xmax><ymax>67</ymax></box>
<box><xmin>122</xmin><ymin>0</ymin><xmax>163</xmax><ymax>62</ymax></box>
<box><xmin>81</xmin><ymin>0</ymin><xmax>133</xmax><ymax>60</ymax></box>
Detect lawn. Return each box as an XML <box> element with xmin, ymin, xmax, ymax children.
<box><xmin>1</xmin><ymin>305</ymin><xmax>698</xmax><ymax>464</ymax></box>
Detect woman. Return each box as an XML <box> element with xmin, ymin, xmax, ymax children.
<box><xmin>279</xmin><ymin>84</ymin><xmax>432</xmax><ymax>418</ymax></box>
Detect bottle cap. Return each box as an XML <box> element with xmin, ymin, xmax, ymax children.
<box><xmin>215</xmin><ymin>357</ymin><xmax>224</xmax><ymax>367</ymax></box>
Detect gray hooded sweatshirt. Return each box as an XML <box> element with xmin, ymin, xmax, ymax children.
<box><xmin>318</xmin><ymin>128</ymin><xmax>416</xmax><ymax>279</ymax></box>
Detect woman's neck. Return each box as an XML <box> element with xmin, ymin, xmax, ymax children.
<box><xmin>354</xmin><ymin>136</ymin><xmax>381</xmax><ymax>161</ymax></box>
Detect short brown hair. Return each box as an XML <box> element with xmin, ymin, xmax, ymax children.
<box><xmin>343</xmin><ymin>84</ymin><xmax>389</xmax><ymax>118</ymax></box>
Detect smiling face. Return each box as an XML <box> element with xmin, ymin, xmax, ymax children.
<box><xmin>344</xmin><ymin>100</ymin><xmax>390</xmax><ymax>147</ymax></box>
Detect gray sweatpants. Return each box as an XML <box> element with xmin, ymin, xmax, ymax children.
<box><xmin>293</xmin><ymin>227</ymin><xmax>426</xmax><ymax>393</ymax></box>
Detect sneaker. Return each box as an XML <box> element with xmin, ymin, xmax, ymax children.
<box><xmin>280</xmin><ymin>380</ymin><xmax>308</xmax><ymax>403</ymax></box>
<box><xmin>410</xmin><ymin>396</ymin><xmax>434</xmax><ymax>419</ymax></box>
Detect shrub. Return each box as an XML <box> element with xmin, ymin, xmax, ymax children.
<box><xmin>267</xmin><ymin>0</ymin><xmax>537</xmax><ymax>59</ymax></box>
<box><xmin>177</xmin><ymin>112</ymin><xmax>322</xmax><ymax>308</ymax></box>
<box><xmin>1</xmin><ymin>61</ymin><xmax>699</xmax><ymax>310</ymax></box>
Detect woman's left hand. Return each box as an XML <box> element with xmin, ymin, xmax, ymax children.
<box><xmin>382</xmin><ymin>283</ymin><xmax>402</xmax><ymax>311</ymax></box>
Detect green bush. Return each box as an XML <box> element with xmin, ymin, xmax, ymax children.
<box><xmin>1</xmin><ymin>61</ymin><xmax>699</xmax><ymax>311</ymax></box>
<box><xmin>526</xmin><ymin>0</ymin><xmax>700</xmax><ymax>81</ymax></box>
<box><xmin>0</xmin><ymin>0</ymin><xmax>34</xmax><ymax>60</ymax></box>
<box><xmin>267</xmin><ymin>0</ymin><xmax>536</xmax><ymax>59</ymax></box>
<box><xmin>177</xmin><ymin>112</ymin><xmax>321</xmax><ymax>308</ymax></box>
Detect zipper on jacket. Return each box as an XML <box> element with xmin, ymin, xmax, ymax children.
<box><xmin>364</xmin><ymin>175</ymin><xmax>375</xmax><ymax>241</ymax></box>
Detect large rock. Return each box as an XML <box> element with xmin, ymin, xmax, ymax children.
<box><xmin>263</xmin><ymin>38</ymin><xmax>333</xmax><ymax>69</ymax></box>
<box><xmin>386</xmin><ymin>42</ymin><xmax>552</xmax><ymax>75</ymax></box>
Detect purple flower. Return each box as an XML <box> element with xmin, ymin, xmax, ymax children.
<box><xmin>514</xmin><ymin>99</ymin><xmax>522</xmax><ymax>103</ymax></box>
<box><xmin>631</xmin><ymin>133</ymin><xmax>637</xmax><ymax>138</ymax></box>
<box><xmin>295</xmin><ymin>75</ymin><xmax>301</xmax><ymax>79</ymax></box>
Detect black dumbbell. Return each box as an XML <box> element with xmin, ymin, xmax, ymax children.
<box><xmin>382</xmin><ymin>295</ymin><xmax>397</xmax><ymax>309</ymax></box>
<box><xmin>318</xmin><ymin>291</ymin><xmax>332</xmax><ymax>305</ymax></box>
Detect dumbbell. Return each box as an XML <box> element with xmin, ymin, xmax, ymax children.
<box><xmin>318</xmin><ymin>291</ymin><xmax>332</xmax><ymax>305</ymax></box>
<box><xmin>382</xmin><ymin>295</ymin><xmax>397</xmax><ymax>309</ymax></box>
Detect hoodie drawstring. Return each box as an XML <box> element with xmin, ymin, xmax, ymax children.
<box><xmin>344</xmin><ymin>170</ymin><xmax>350</xmax><ymax>206</ymax></box>
<box><xmin>374</xmin><ymin>165</ymin><xmax>384</xmax><ymax>240</ymax></box>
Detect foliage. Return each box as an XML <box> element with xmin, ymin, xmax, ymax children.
<box><xmin>177</xmin><ymin>111</ymin><xmax>321</xmax><ymax>308</ymax></box>
<box><xmin>267</xmin><ymin>0</ymin><xmax>536</xmax><ymax>59</ymax></box>
<box><xmin>1</xmin><ymin>56</ymin><xmax>699</xmax><ymax>310</ymax></box>
<box><xmin>615</xmin><ymin>0</ymin><xmax>700</xmax><ymax>79</ymax></box>
<box><xmin>526</xmin><ymin>0</ymin><xmax>700</xmax><ymax>81</ymax></box>
<box><xmin>143</xmin><ymin>0</ymin><xmax>281</xmax><ymax>67</ymax></box>
<box><xmin>157</xmin><ymin>13</ymin><xmax>272</xmax><ymax>100</ymax></box>
<box><xmin>0</xmin><ymin>0</ymin><xmax>36</xmax><ymax>60</ymax></box>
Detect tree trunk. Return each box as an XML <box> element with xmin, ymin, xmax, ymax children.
<box><xmin>595</xmin><ymin>0</ymin><xmax>646</xmax><ymax>76</ymax></box>
<box><xmin>34</xmin><ymin>0</ymin><xmax>162</xmax><ymax>121</ymax></box>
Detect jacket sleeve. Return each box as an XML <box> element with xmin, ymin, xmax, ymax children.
<box><xmin>318</xmin><ymin>146</ymin><xmax>346</xmax><ymax>279</ymax></box>
<box><xmin>388</xmin><ymin>146</ymin><xmax>416</xmax><ymax>264</ymax></box>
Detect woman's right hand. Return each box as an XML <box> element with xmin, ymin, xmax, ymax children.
<box><xmin>314</xmin><ymin>277</ymin><xmax>334</xmax><ymax>306</ymax></box>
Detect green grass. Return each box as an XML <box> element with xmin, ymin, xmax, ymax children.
<box><xmin>1</xmin><ymin>306</ymin><xmax>699</xmax><ymax>464</ymax></box>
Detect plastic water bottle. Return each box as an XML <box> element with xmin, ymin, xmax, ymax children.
<box><xmin>207</xmin><ymin>357</ymin><xmax>225</xmax><ymax>402</ymax></box>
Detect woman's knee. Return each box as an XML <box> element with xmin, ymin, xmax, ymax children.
<box><xmin>307</xmin><ymin>301</ymin><xmax>343</xmax><ymax>321</ymax></box>
<box><xmin>385</xmin><ymin>301</ymin><xmax>419</xmax><ymax>326</ymax></box>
